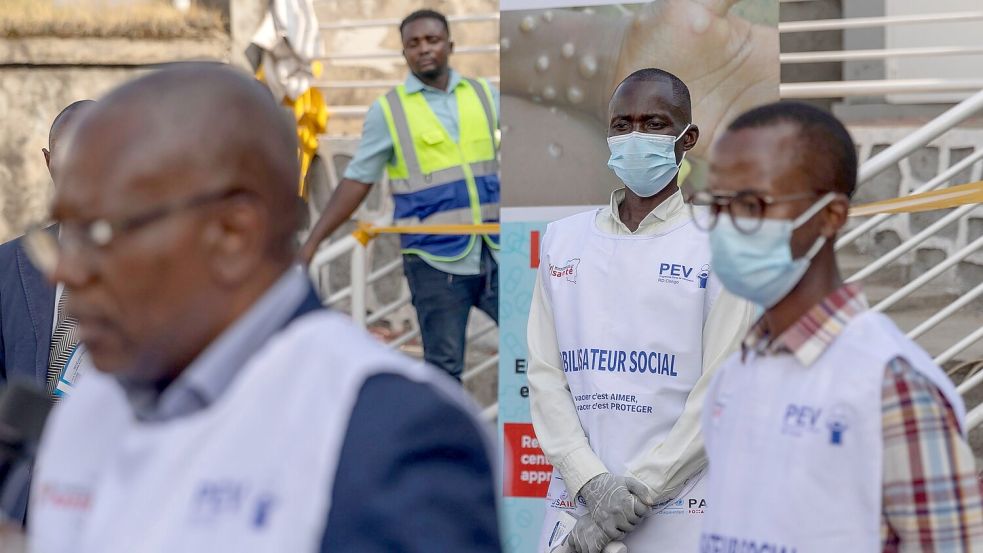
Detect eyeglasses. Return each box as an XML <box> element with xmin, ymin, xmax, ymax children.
<box><xmin>24</xmin><ymin>188</ymin><xmax>248</xmax><ymax>277</ymax></box>
<box><xmin>688</xmin><ymin>189</ymin><xmax>826</xmax><ymax>234</ymax></box>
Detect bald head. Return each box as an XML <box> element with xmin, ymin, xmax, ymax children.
<box><xmin>51</xmin><ymin>63</ymin><xmax>301</xmax><ymax>379</ymax></box>
<box><xmin>612</xmin><ymin>68</ymin><xmax>692</xmax><ymax>123</ymax></box>
<box><xmin>59</xmin><ymin>63</ymin><xmax>300</xmax><ymax>255</ymax></box>
<box><xmin>44</xmin><ymin>99</ymin><xmax>94</xmax><ymax>179</ymax></box>
<box><xmin>49</xmin><ymin>100</ymin><xmax>95</xmax><ymax>152</ymax></box>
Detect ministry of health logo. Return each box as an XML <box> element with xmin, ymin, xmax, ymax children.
<box><xmin>548</xmin><ymin>258</ymin><xmax>580</xmax><ymax>283</ymax></box>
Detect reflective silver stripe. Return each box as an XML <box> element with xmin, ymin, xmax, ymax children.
<box><xmin>470</xmin><ymin>159</ymin><xmax>499</xmax><ymax>177</ymax></box>
<box><xmin>393</xmin><ymin>162</ymin><xmax>493</xmax><ymax>194</ymax></box>
<box><xmin>394</xmin><ymin>165</ymin><xmax>468</xmax><ymax>194</ymax></box>
<box><xmin>388</xmin><ymin>177</ymin><xmax>411</xmax><ymax>194</ymax></box>
<box><xmin>394</xmin><ymin>202</ymin><xmax>500</xmax><ymax>227</ymax></box>
<box><xmin>480</xmin><ymin>201</ymin><xmax>500</xmax><ymax>222</ymax></box>
<box><xmin>464</xmin><ymin>77</ymin><xmax>497</xmax><ymax>152</ymax></box>
<box><xmin>385</xmin><ymin>88</ymin><xmax>424</xmax><ymax>188</ymax></box>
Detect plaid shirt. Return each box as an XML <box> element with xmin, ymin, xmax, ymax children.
<box><xmin>743</xmin><ymin>284</ymin><xmax>983</xmax><ymax>552</ymax></box>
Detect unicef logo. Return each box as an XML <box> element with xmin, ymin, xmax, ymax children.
<box><xmin>825</xmin><ymin>404</ymin><xmax>855</xmax><ymax>446</ymax></box>
<box><xmin>698</xmin><ymin>264</ymin><xmax>710</xmax><ymax>289</ymax></box>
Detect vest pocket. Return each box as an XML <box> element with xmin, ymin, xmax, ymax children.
<box><xmin>421</xmin><ymin>130</ymin><xmax>444</xmax><ymax>146</ymax></box>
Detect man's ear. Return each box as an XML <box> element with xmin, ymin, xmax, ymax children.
<box><xmin>821</xmin><ymin>193</ymin><xmax>850</xmax><ymax>238</ymax></box>
<box><xmin>682</xmin><ymin>125</ymin><xmax>700</xmax><ymax>151</ymax></box>
<box><xmin>448</xmin><ymin>40</ymin><xmax>455</xmax><ymax>54</ymax></box>
<box><xmin>42</xmin><ymin>148</ymin><xmax>50</xmax><ymax>168</ymax></box>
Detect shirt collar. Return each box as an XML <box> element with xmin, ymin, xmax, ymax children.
<box><xmin>608</xmin><ymin>188</ymin><xmax>685</xmax><ymax>232</ymax></box>
<box><xmin>404</xmin><ymin>68</ymin><xmax>461</xmax><ymax>94</ymax></box>
<box><xmin>742</xmin><ymin>283</ymin><xmax>868</xmax><ymax>367</ymax></box>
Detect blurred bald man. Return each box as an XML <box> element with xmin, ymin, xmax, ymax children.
<box><xmin>27</xmin><ymin>64</ymin><xmax>500</xmax><ymax>553</ymax></box>
<box><xmin>0</xmin><ymin>99</ymin><xmax>94</xmax><ymax>396</ymax></box>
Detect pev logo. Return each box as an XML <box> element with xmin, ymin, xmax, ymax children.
<box><xmin>549</xmin><ymin>258</ymin><xmax>580</xmax><ymax>283</ymax></box>
<box><xmin>658</xmin><ymin>262</ymin><xmax>710</xmax><ymax>288</ymax></box>
<box><xmin>781</xmin><ymin>403</ymin><xmax>823</xmax><ymax>437</ymax></box>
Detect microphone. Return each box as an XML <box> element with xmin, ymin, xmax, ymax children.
<box><xmin>0</xmin><ymin>381</ymin><xmax>53</xmax><ymax>522</ymax></box>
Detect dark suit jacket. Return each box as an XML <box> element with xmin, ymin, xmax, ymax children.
<box><xmin>0</xmin><ymin>230</ymin><xmax>55</xmax><ymax>389</ymax></box>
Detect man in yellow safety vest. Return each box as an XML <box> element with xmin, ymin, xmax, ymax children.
<box><xmin>300</xmin><ymin>9</ymin><xmax>499</xmax><ymax>380</ymax></box>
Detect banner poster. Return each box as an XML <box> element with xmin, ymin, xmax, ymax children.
<box><xmin>497</xmin><ymin>1</ymin><xmax>779</xmax><ymax>551</ymax></box>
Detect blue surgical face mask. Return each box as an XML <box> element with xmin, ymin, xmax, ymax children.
<box><xmin>607</xmin><ymin>124</ymin><xmax>691</xmax><ymax>198</ymax></box>
<box><xmin>709</xmin><ymin>193</ymin><xmax>836</xmax><ymax>309</ymax></box>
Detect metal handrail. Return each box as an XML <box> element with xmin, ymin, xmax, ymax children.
<box><xmin>846</xmin><ymin>203</ymin><xmax>976</xmax><ymax>283</ymax></box>
<box><xmin>481</xmin><ymin>402</ymin><xmax>498</xmax><ymax>422</ymax></box>
<box><xmin>838</xmin><ymin>147</ymin><xmax>983</xmax><ymax>249</ymax></box>
<box><xmin>327</xmin><ymin>106</ymin><xmax>370</xmax><ymax>118</ymax></box>
<box><xmin>779</xmin><ymin>11</ymin><xmax>983</xmax><ymax>33</ymax></box>
<box><xmin>908</xmin><ymin>281</ymin><xmax>983</xmax><ymax>340</ymax></box>
<box><xmin>857</xmin><ymin>89</ymin><xmax>983</xmax><ymax>183</ymax></box>
<box><xmin>367</xmin><ymin>294</ymin><xmax>411</xmax><ymax>325</ymax></box>
<box><xmin>388</xmin><ymin>328</ymin><xmax>421</xmax><ymax>349</ymax></box>
<box><xmin>781</xmin><ymin>79</ymin><xmax>983</xmax><ymax>99</ymax></box>
<box><xmin>781</xmin><ymin>46</ymin><xmax>983</xmax><ymax>64</ymax></box>
<box><xmin>463</xmin><ymin>355</ymin><xmax>499</xmax><ymax>383</ymax></box>
<box><xmin>871</xmin><ymin>235</ymin><xmax>983</xmax><ymax>312</ymax></box>
<box><xmin>941</xmin><ymin>327</ymin><xmax>983</xmax><ymax>368</ymax></box>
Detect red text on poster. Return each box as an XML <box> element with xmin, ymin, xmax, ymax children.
<box><xmin>503</xmin><ymin>422</ymin><xmax>553</xmax><ymax>497</ymax></box>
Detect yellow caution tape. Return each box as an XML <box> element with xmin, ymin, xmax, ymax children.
<box><xmin>849</xmin><ymin>180</ymin><xmax>983</xmax><ymax>217</ymax></box>
<box><xmin>256</xmin><ymin>62</ymin><xmax>330</xmax><ymax>199</ymax></box>
<box><xmin>351</xmin><ymin>180</ymin><xmax>983</xmax><ymax>246</ymax></box>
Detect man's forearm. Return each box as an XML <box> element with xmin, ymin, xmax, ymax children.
<box><xmin>300</xmin><ymin>179</ymin><xmax>373</xmax><ymax>263</ymax></box>
<box><xmin>527</xmin><ymin>272</ymin><xmax>607</xmax><ymax>497</ymax></box>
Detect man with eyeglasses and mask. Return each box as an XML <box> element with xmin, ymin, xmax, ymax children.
<box><xmin>697</xmin><ymin>101</ymin><xmax>983</xmax><ymax>552</ymax></box>
<box><xmin>528</xmin><ymin>68</ymin><xmax>754</xmax><ymax>553</ymax></box>
<box><xmin>25</xmin><ymin>64</ymin><xmax>500</xmax><ymax>553</ymax></box>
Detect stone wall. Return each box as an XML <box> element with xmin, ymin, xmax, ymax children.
<box><xmin>0</xmin><ymin>37</ymin><xmax>230</xmax><ymax>241</ymax></box>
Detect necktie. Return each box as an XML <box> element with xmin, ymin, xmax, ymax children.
<box><xmin>47</xmin><ymin>289</ymin><xmax>80</xmax><ymax>398</ymax></box>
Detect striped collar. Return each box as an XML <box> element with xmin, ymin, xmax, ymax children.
<box><xmin>742</xmin><ymin>283</ymin><xmax>869</xmax><ymax>366</ymax></box>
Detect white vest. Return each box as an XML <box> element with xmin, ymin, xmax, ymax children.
<box><xmin>701</xmin><ymin>310</ymin><xmax>966</xmax><ymax>553</ymax></box>
<box><xmin>538</xmin><ymin>210</ymin><xmax>718</xmax><ymax>553</ymax></box>
<box><xmin>29</xmin><ymin>311</ymin><xmax>465</xmax><ymax>553</ymax></box>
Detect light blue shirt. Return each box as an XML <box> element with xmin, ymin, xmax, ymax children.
<box><xmin>345</xmin><ymin>69</ymin><xmax>500</xmax><ymax>276</ymax></box>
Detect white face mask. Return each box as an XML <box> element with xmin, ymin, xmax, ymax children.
<box><xmin>606</xmin><ymin>124</ymin><xmax>691</xmax><ymax>197</ymax></box>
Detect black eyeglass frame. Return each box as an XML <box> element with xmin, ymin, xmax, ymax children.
<box><xmin>689</xmin><ymin>189</ymin><xmax>826</xmax><ymax>234</ymax></box>
<box><xmin>24</xmin><ymin>188</ymin><xmax>252</xmax><ymax>276</ymax></box>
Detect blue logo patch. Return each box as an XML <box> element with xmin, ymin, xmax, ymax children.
<box><xmin>698</xmin><ymin>264</ymin><xmax>710</xmax><ymax>289</ymax></box>
<box><xmin>825</xmin><ymin>404</ymin><xmax>854</xmax><ymax>446</ymax></box>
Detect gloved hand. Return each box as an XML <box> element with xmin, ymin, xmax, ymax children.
<box><xmin>579</xmin><ymin>473</ymin><xmax>657</xmax><ymax>539</ymax></box>
<box><xmin>549</xmin><ymin>516</ymin><xmax>628</xmax><ymax>553</ymax></box>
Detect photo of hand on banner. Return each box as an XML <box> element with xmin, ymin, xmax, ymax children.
<box><xmin>500</xmin><ymin>0</ymin><xmax>778</xmax><ymax>206</ymax></box>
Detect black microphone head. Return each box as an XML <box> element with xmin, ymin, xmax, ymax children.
<box><xmin>0</xmin><ymin>381</ymin><xmax>52</xmax><ymax>451</ymax></box>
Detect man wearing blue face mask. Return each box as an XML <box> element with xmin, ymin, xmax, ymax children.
<box><xmin>527</xmin><ymin>68</ymin><xmax>755</xmax><ymax>553</ymax></box>
<box><xmin>698</xmin><ymin>101</ymin><xmax>983</xmax><ymax>552</ymax></box>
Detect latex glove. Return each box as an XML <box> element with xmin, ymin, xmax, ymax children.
<box><xmin>579</xmin><ymin>473</ymin><xmax>657</xmax><ymax>539</ymax></box>
<box><xmin>549</xmin><ymin>516</ymin><xmax>628</xmax><ymax>553</ymax></box>
<box><xmin>613</xmin><ymin>0</ymin><xmax>779</xmax><ymax>159</ymax></box>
